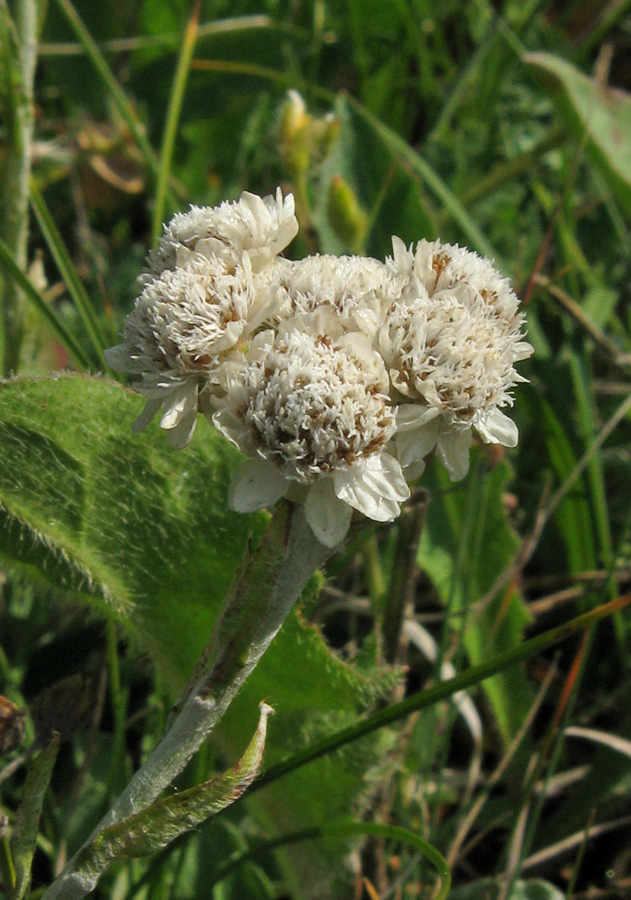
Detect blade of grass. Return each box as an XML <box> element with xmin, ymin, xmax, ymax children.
<box><xmin>12</xmin><ymin>734</ymin><xmax>60</xmax><ymax>900</ymax></box>
<box><xmin>51</xmin><ymin>0</ymin><xmax>160</xmax><ymax>183</ymax></box>
<box><xmin>191</xmin><ymin>57</ymin><xmax>339</xmax><ymax>106</ymax></box>
<box><xmin>39</xmin><ymin>15</ymin><xmax>274</xmax><ymax>56</ymax></box>
<box><xmin>454</xmin><ymin>127</ymin><xmax>565</xmax><ymax>211</ymax></box>
<box><xmin>502</xmin><ymin>628</ymin><xmax>592</xmax><ymax>899</ymax></box>
<box><xmin>251</xmin><ymin>593</ymin><xmax>631</xmax><ymax>794</ymax></box>
<box><xmin>447</xmin><ymin>657</ymin><xmax>559</xmax><ymax>868</ymax></box>
<box><xmin>0</xmin><ymin>236</ymin><xmax>91</xmax><ymax>369</ymax></box>
<box><xmin>29</xmin><ymin>177</ymin><xmax>107</xmax><ymax>369</ymax></box>
<box><xmin>151</xmin><ymin>1</ymin><xmax>201</xmax><ymax>246</ymax></box>
<box><xmin>567</xmin><ymin>349</ymin><xmax>617</xmax><ymax>599</ymax></box>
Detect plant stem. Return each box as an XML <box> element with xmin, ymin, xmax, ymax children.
<box><xmin>0</xmin><ymin>0</ymin><xmax>40</xmax><ymax>375</ymax></box>
<box><xmin>41</xmin><ymin>502</ymin><xmax>331</xmax><ymax>900</ymax></box>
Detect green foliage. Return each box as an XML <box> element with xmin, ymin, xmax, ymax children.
<box><xmin>11</xmin><ymin>734</ymin><xmax>60</xmax><ymax>900</ymax></box>
<box><xmin>0</xmin><ymin>376</ymin><xmax>258</xmax><ymax>682</ymax></box>
<box><xmin>2</xmin><ymin>0</ymin><xmax>631</xmax><ymax>897</ymax></box>
<box><xmin>420</xmin><ymin>455</ymin><xmax>534</xmax><ymax>743</ymax></box>
<box><xmin>72</xmin><ymin>704</ymin><xmax>272</xmax><ymax>886</ymax></box>
<box><xmin>526</xmin><ymin>52</ymin><xmax>631</xmax><ymax>215</ymax></box>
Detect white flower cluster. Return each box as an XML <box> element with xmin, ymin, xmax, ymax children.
<box><xmin>107</xmin><ymin>189</ymin><xmax>532</xmax><ymax>547</ymax></box>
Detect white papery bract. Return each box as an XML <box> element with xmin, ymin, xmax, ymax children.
<box><xmin>383</xmin><ymin>237</ymin><xmax>533</xmax><ymax>481</ymax></box>
<box><xmin>144</xmin><ymin>188</ymin><xmax>298</xmax><ymax>281</ymax></box>
<box><xmin>212</xmin><ymin>311</ymin><xmax>410</xmax><ymax>547</ymax></box>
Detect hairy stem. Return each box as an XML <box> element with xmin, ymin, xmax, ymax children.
<box><xmin>42</xmin><ymin>503</ymin><xmax>331</xmax><ymax>900</ymax></box>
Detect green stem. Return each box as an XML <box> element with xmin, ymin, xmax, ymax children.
<box><xmin>29</xmin><ymin>177</ymin><xmax>107</xmax><ymax>367</ymax></box>
<box><xmin>448</xmin><ymin>126</ymin><xmax>565</xmax><ymax>213</ymax></box>
<box><xmin>52</xmin><ymin>0</ymin><xmax>160</xmax><ymax>183</ymax></box>
<box><xmin>0</xmin><ymin>0</ymin><xmax>40</xmax><ymax>374</ymax></box>
<box><xmin>0</xmin><ymin>235</ymin><xmax>91</xmax><ymax>369</ymax></box>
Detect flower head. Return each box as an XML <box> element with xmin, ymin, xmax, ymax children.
<box><xmin>105</xmin><ymin>251</ymin><xmax>279</xmax><ymax>447</ymax></box>
<box><xmin>144</xmin><ymin>189</ymin><xmax>298</xmax><ymax>281</ymax></box>
<box><xmin>107</xmin><ymin>190</ymin><xmax>298</xmax><ymax>447</ymax></box>
<box><xmin>109</xmin><ymin>189</ymin><xmax>532</xmax><ymax>546</ymax></box>
<box><xmin>382</xmin><ymin>237</ymin><xmax>533</xmax><ymax>480</ymax></box>
<box><xmin>213</xmin><ymin>310</ymin><xmax>409</xmax><ymax>546</ymax></box>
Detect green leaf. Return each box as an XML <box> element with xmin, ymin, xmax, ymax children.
<box><xmin>0</xmin><ymin>236</ymin><xmax>92</xmax><ymax>370</ymax></box>
<box><xmin>71</xmin><ymin>703</ymin><xmax>272</xmax><ymax>885</ymax></box>
<box><xmin>12</xmin><ymin>733</ymin><xmax>60</xmax><ymax>900</ymax></box>
<box><xmin>151</xmin><ymin>0</ymin><xmax>201</xmax><ymax>244</ymax></box>
<box><xmin>0</xmin><ymin>374</ymin><xmax>262</xmax><ymax>684</ymax></box>
<box><xmin>525</xmin><ymin>52</ymin><xmax>631</xmax><ymax>215</ymax></box>
<box><xmin>341</xmin><ymin>95</ymin><xmax>503</xmax><ymax>265</ymax></box>
<box><xmin>213</xmin><ymin>818</ymin><xmax>451</xmax><ymax>900</ymax></box>
<box><xmin>29</xmin><ymin>178</ymin><xmax>108</xmax><ymax>367</ymax></box>
<box><xmin>538</xmin><ymin>393</ymin><xmax>598</xmax><ymax>574</ymax></box>
<box><xmin>51</xmin><ymin>0</ymin><xmax>160</xmax><ymax>181</ymax></box>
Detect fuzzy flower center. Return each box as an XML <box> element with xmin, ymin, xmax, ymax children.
<box><xmin>236</xmin><ymin>330</ymin><xmax>396</xmax><ymax>481</ymax></box>
<box><xmin>125</xmin><ymin>255</ymin><xmax>255</xmax><ymax>374</ymax></box>
<box><xmin>382</xmin><ymin>295</ymin><xmax>521</xmax><ymax>426</ymax></box>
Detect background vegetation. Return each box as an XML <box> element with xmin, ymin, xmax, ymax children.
<box><xmin>1</xmin><ymin>0</ymin><xmax>631</xmax><ymax>898</ymax></box>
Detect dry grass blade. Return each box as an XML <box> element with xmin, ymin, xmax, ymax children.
<box><xmin>521</xmin><ymin>814</ymin><xmax>631</xmax><ymax>871</ymax></box>
<box><xmin>564</xmin><ymin>726</ymin><xmax>631</xmax><ymax>759</ymax></box>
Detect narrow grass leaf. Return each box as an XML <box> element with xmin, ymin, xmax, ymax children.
<box><xmin>151</xmin><ymin>0</ymin><xmax>201</xmax><ymax>245</ymax></box>
<box><xmin>12</xmin><ymin>733</ymin><xmax>60</xmax><ymax>900</ymax></box>
<box><xmin>538</xmin><ymin>393</ymin><xmax>598</xmax><ymax>574</ymax></box>
<box><xmin>346</xmin><ymin>96</ymin><xmax>502</xmax><ymax>266</ymax></box>
<box><xmin>29</xmin><ymin>178</ymin><xmax>107</xmax><ymax>368</ymax></box>
<box><xmin>420</xmin><ymin>460</ymin><xmax>533</xmax><ymax>743</ymax></box>
<box><xmin>253</xmin><ymin>593</ymin><xmax>631</xmax><ymax>793</ymax></box>
<box><xmin>0</xmin><ymin>236</ymin><xmax>91</xmax><ymax>369</ymax></box>
<box><xmin>326</xmin><ymin>821</ymin><xmax>451</xmax><ymax>900</ymax></box>
<box><xmin>212</xmin><ymin>818</ymin><xmax>451</xmax><ymax>900</ymax></box>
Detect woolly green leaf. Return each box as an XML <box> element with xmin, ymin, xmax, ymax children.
<box><xmin>0</xmin><ymin>375</ymin><xmax>402</xmax><ymax>897</ymax></box>
<box><xmin>0</xmin><ymin>375</ymin><xmax>405</xmax><ymax>899</ymax></box>
<box><xmin>0</xmin><ymin>374</ymin><xmax>263</xmax><ymax>685</ymax></box>
<box><xmin>72</xmin><ymin>703</ymin><xmax>272</xmax><ymax>884</ymax></box>
<box><xmin>525</xmin><ymin>52</ymin><xmax>631</xmax><ymax>215</ymax></box>
<box><xmin>0</xmin><ymin>376</ymin><xmax>396</xmax><ymax>706</ymax></box>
